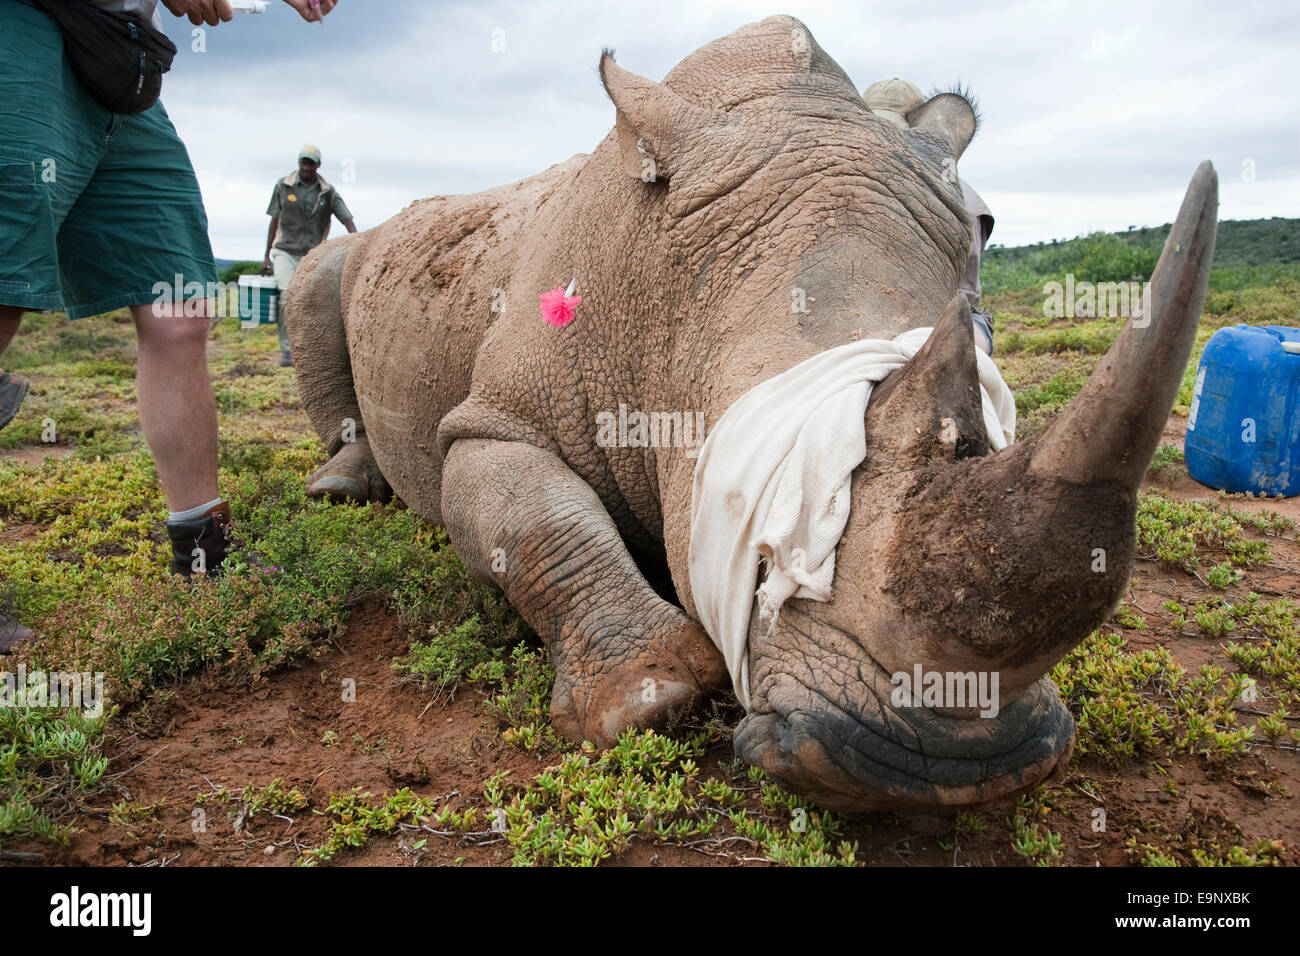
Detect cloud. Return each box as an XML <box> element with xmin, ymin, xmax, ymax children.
<box><xmin>155</xmin><ymin>0</ymin><xmax>1298</xmax><ymax>258</ymax></box>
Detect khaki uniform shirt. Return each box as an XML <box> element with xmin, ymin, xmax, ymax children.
<box><xmin>267</xmin><ymin>171</ymin><xmax>353</xmax><ymax>256</ymax></box>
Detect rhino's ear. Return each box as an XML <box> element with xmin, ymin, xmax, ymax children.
<box><xmin>599</xmin><ymin>50</ymin><xmax>731</xmax><ymax>182</ymax></box>
<box><xmin>905</xmin><ymin>91</ymin><xmax>977</xmax><ymax>160</ymax></box>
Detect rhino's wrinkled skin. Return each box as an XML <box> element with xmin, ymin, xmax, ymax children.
<box><xmin>286</xmin><ymin>16</ymin><xmax>1218</xmax><ymax>811</ymax></box>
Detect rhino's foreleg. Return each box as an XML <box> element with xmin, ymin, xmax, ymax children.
<box><xmin>442</xmin><ymin>438</ymin><xmax>728</xmax><ymax>746</ymax></box>
<box><xmin>284</xmin><ymin>236</ymin><xmax>393</xmax><ymax>504</ymax></box>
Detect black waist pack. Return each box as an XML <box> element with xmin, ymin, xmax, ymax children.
<box><xmin>32</xmin><ymin>0</ymin><xmax>177</xmax><ymax>114</ymax></box>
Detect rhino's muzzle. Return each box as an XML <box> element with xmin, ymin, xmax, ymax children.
<box><xmin>733</xmin><ymin>646</ymin><xmax>1074</xmax><ymax>813</ymax></box>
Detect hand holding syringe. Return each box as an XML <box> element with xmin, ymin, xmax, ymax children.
<box><xmin>286</xmin><ymin>0</ymin><xmax>332</xmax><ymax>22</ymax></box>
<box><xmin>232</xmin><ymin>0</ymin><xmax>330</xmax><ymax>19</ymax></box>
<box><xmin>163</xmin><ymin>1</ymin><xmax>336</xmax><ymax>25</ymax></box>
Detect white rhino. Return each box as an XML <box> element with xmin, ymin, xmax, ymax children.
<box><xmin>284</xmin><ymin>16</ymin><xmax>1218</xmax><ymax>810</ymax></box>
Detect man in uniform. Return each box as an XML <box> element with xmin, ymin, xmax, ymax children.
<box><xmin>863</xmin><ymin>78</ymin><xmax>996</xmax><ymax>355</ymax></box>
<box><xmin>261</xmin><ymin>145</ymin><xmax>357</xmax><ymax>366</ymax></box>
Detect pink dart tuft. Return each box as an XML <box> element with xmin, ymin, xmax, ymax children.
<box><xmin>539</xmin><ymin>286</ymin><xmax>582</xmax><ymax>327</ymax></box>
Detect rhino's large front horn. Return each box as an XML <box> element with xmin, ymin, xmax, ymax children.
<box><xmin>874</xmin><ymin>162</ymin><xmax>1218</xmax><ymax>695</ymax></box>
<box><xmin>1030</xmin><ymin>160</ymin><xmax>1219</xmax><ymax>486</ymax></box>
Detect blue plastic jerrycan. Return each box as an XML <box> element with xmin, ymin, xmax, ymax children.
<box><xmin>1185</xmin><ymin>325</ymin><xmax>1300</xmax><ymax>497</ymax></box>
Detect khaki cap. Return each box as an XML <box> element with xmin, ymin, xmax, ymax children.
<box><xmin>863</xmin><ymin>78</ymin><xmax>924</xmax><ymax>129</ymax></box>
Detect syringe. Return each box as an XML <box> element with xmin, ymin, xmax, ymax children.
<box><xmin>229</xmin><ymin>0</ymin><xmax>267</xmax><ymax>12</ymax></box>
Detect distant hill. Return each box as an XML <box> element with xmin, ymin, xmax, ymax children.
<box><xmin>981</xmin><ymin>217</ymin><xmax>1299</xmax><ymax>296</ymax></box>
<box><xmin>214</xmin><ymin>257</ymin><xmax>254</xmax><ymax>272</ymax></box>
<box><xmin>214</xmin><ymin>259</ymin><xmax>263</xmax><ymax>284</ymax></box>
<box><xmin>1114</xmin><ymin>217</ymin><xmax>1299</xmax><ymax>268</ymax></box>
<box><xmin>986</xmin><ymin>217</ymin><xmax>1299</xmax><ymax>270</ymax></box>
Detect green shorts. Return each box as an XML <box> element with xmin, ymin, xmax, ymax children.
<box><xmin>0</xmin><ymin>0</ymin><xmax>217</xmax><ymax>320</ymax></box>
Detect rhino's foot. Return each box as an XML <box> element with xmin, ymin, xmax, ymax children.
<box><xmin>440</xmin><ymin>438</ymin><xmax>728</xmax><ymax>748</ymax></box>
<box><xmin>306</xmin><ymin>440</ymin><xmax>393</xmax><ymax>504</ymax></box>
<box><xmin>548</xmin><ymin>619</ymin><xmax>729</xmax><ymax>748</ymax></box>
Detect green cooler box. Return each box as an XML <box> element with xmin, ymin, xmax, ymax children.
<box><xmin>237</xmin><ymin>275</ymin><xmax>279</xmax><ymax>329</ymax></box>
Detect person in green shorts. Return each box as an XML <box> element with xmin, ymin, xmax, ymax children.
<box><xmin>261</xmin><ymin>145</ymin><xmax>358</xmax><ymax>367</ymax></box>
<box><xmin>0</xmin><ymin>0</ymin><xmax>339</xmax><ymax>652</ymax></box>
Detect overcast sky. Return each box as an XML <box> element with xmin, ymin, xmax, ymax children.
<box><xmin>155</xmin><ymin>0</ymin><xmax>1299</xmax><ymax>259</ymax></box>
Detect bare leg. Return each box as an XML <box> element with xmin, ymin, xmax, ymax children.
<box><xmin>0</xmin><ymin>305</ymin><xmax>31</xmax><ymax>434</ymax></box>
<box><xmin>132</xmin><ymin>301</ymin><xmax>219</xmax><ymax>513</ymax></box>
<box><xmin>0</xmin><ymin>306</ymin><xmax>32</xmax><ymax>644</ymax></box>
<box><xmin>0</xmin><ymin>305</ymin><xmax>23</xmax><ymax>358</ymax></box>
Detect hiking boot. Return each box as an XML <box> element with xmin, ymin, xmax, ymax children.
<box><xmin>0</xmin><ymin>370</ymin><xmax>29</xmax><ymax>431</ymax></box>
<box><xmin>279</xmin><ymin>350</ymin><xmax>293</xmax><ymax>368</ymax></box>
<box><xmin>0</xmin><ymin>609</ymin><xmax>34</xmax><ymax>655</ymax></box>
<box><xmin>167</xmin><ymin>501</ymin><xmax>233</xmax><ymax>579</ymax></box>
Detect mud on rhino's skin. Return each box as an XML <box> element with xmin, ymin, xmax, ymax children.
<box><xmin>285</xmin><ymin>15</ymin><xmax>1220</xmax><ymax>812</ymax></box>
